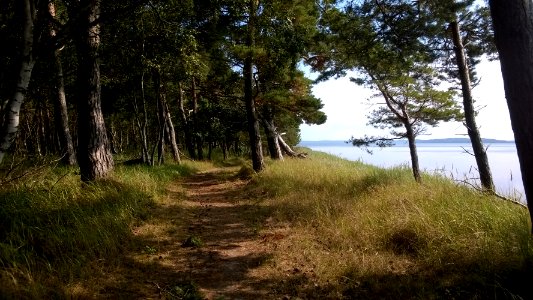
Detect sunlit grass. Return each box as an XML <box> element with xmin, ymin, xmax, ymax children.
<box><xmin>0</xmin><ymin>158</ymin><xmax>206</xmax><ymax>298</ymax></box>
<box><xmin>251</xmin><ymin>151</ymin><xmax>533</xmax><ymax>298</ymax></box>
<box><xmin>1</xmin><ymin>150</ymin><xmax>531</xmax><ymax>298</ymax></box>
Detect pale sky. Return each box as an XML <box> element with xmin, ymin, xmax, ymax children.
<box><xmin>300</xmin><ymin>59</ymin><xmax>515</xmax><ymax>141</ymax></box>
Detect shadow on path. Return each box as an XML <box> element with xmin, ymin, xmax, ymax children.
<box><xmin>93</xmin><ymin>168</ymin><xmax>281</xmax><ymax>299</ymax></box>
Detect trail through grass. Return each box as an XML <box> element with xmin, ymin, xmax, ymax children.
<box><xmin>1</xmin><ymin>152</ymin><xmax>532</xmax><ymax>299</ymax></box>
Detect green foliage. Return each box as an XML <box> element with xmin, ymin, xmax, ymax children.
<box><xmin>366</xmin><ymin>66</ymin><xmax>462</xmax><ymax>134</ymax></box>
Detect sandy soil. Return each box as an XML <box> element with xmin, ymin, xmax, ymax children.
<box><xmin>82</xmin><ymin>168</ymin><xmax>287</xmax><ymax>299</ymax></box>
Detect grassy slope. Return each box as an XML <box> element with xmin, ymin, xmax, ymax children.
<box><xmin>0</xmin><ymin>151</ymin><xmax>531</xmax><ymax>299</ymax></box>
<box><xmin>252</xmin><ymin>151</ymin><xmax>533</xmax><ymax>298</ymax></box>
<box><xmin>0</xmin><ymin>160</ymin><xmax>211</xmax><ymax>298</ymax></box>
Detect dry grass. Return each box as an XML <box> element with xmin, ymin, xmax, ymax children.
<box><xmin>1</xmin><ymin>151</ymin><xmax>531</xmax><ymax>299</ymax></box>
<box><xmin>250</xmin><ymin>151</ymin><xmax>533</xmax><ymax>299</ymax></box>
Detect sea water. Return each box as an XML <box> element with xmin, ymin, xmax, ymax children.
<box><xmin>299</xmin><ymin>141</ymin><xmax>524</xmax><ymax>201</ymax></box>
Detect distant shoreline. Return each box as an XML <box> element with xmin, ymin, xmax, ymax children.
<box><xmin>300</xmin><ymin>138</ymin><xmax>515</xmax><ymax>146</ymax></box>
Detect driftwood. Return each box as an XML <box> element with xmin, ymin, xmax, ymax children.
<box><xmin>277</xmin><ymin>135</ymin><xmax>307</xmax><ymax>158</ymax></box>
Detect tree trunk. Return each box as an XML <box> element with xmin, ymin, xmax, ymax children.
<box><xmin>245</xmin><ymin>0</ymin><xmax>265</xmax><ymax>172</ymax></box>
<box><xmin>162</xmin><ymin>93</ymin><xmax>180</xmax><ymax>163</ymax></box>
<box><xmin>278</xmin><ymin>135</ymin><xmax>302</xmax><ymax>158</ymax></box>
<box><xmin>133</xmin><ymin>75</ymin><xmax>150</xmax><ymax>164</ymax></box>
<box><xmin>73</xmin><ymin>0</ymin><xmax>114</xmax><ymax>181</ymax></box>
<box><xmin>489</xmin><ymin>0</ymin><xmax>533</xmax><ymax>231</ymax></box>
<box><xmin>108</xmin><ymin>119</ymin><xmax>118</xmax><ymax>154</ymax></box>
<box><xmin>52</xmin><ymin>50</ymin><xmax>77</xmax><ymax>165</ymax></box>
<box><xmin>153</xmin><ymin>68</ymin><xmax>166</xmax><ymax>165</ymax></box>
<box><xmin>49</xmin><ymin>2</ymin><xmax>76</xmax><ymax>165</ymax></box>
<box><xmin>178</xmin><ymin>82</ymin><xmax>195</xmax><ymax>160</ymax></box>
<box><xmin>0</xmin><ymin>0</ymin><xmax>36</xmax><ymax>164</ymax></box>
<box><xmin>208</xmin><ymin>140</ymin><xmax>213</xmax><ymax>160</ymax></box>
<box><xmin>450</xmin><ymin>21</ymin><xmax>494</xmax><ymax>191</ymax></box>
<box><xmin>191</xmin><ymin>78</ymin><xmax>204</xmax><ymax>160</ymax></box>
<box><xmin>262</xmin><ymin>118</ymin><xmax>283</xmax><ymax>160</ymax></box>
<box><xmin>222</xmin><ymin>141</ymin><xmax>227</xmax><ymax>160</ymax></box>
<box><xmin>405</xmin><ymin>122</ymin><xmax>421</xmax><ymax>183</ymax></box>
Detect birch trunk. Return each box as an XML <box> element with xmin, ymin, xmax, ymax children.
<box><xmin>0</xmin><ymin>0</ymin><xmax>36</xmax><ymax>164</ymax></box>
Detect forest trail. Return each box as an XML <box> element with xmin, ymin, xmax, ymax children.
<box><xmin>170</xmin><ymin>168</ymin><xmax>274</xmax><ymax>299</ymax></box>
<box><xmin>94</xmin><ymin>167</ymin><xmax>283</xmax><ymax>299</ymax></box>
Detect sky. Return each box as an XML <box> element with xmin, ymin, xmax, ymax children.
<box><xmin>300</xmin><ymin>59</ymin><xmax>515</xmax><ymax>141</ymax></box>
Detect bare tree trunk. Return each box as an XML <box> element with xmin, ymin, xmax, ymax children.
<box><xmin>49</xmin><ymin>2</ymin><xmax>76</xmax><ymax>165</ymax></box>
<box><xmin>489</xmin><ymin>0</ymin><xmax>533</xmax><ymax>231</ymax></box>
<box><xmin>262</xmin><ymin>118</ymin><xmax>283</xmax><ymax>160</ymax></box>
<box><xmin>208</xmin><ymin>140</ymin><xmax>213</xmax><ymax>160</ymax></box>
<box><xmin>191</xmin><ymin>78</ymin><xmax>204</xmax><ymax>160</ymax></box>
<box><xmin>450</xmin><ymin>21</ymin><xmax>494</xmax><ymax>191</ymax></box>
<box><xmin>162</xmin><ymin>91</ymin><xmax>180</xmax><ymax>163</ymax></box>
<box><xmin>52</xmin><ymin>50</ymin><xmax>77</xmax><ymax>165</ymax></box>
<box><xmin>153</xmin><ymin>68</ymin><xmax>166</xmax><ymax>165</ymax></box>
<box><xmin>222</xmin><ymin>141</ymin><xmax>227</xmax><ymax>160</ymax></box>
<box><xmin>178</xmin><ymin>82</ymin><xmax>195</xmax><ymax>160</ymax></box>
<box><xmin>405</xmin><ymin>122</ymin><xmax>421</xmax><ymax>183</ymax></box>
<box><xmin>245</xmin><ymin>0</ymin><xmax>265</xmax><ymax>172</ymax></box>
<box><xmin>0</xmin><ymin>0</ymin><xmax>36</xmax><ymax>164</ymax></box>
<box><xmin>133</xmin><ymin>75</ymin><xmax>150</xmax><ymax>164</ymax></box>
<box><xmin>73</xmin><ymin>0</ymin><xmax>114</xmax><ymax>181</ymax></box>
<box><xmin>108</xmin><ymin>119</ymin><xmax>118</xmax><ymax>154</ymax></box>
<box><xmin>278</xmin><ymin>135</ymin><xmax>303</xmax><ymax>158</ymax></box>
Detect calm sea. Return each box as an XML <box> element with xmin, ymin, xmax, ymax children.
<box><xmin>299</xmin><ymin>141</ymin><xmax>524</xmax><ymax>201</ymax></box>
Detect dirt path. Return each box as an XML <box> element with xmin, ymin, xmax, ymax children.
<box><xmin>93</xmin><ymin>167</ymin><xmax>282</xmax><ymax>299</ymax></box>
<box><xmin>174</xmin><ymin>168</ymin><xmax>274</xmax><ymax>299</ymax></box>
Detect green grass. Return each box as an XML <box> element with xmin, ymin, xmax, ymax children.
<box><xmin>1</xmin><ymin>150</ymin><xmax>531</xmax><ymax>299</ymax></box>
<box><xmin>0</xmin><ymin>159</ymin><xmax>202</xmax><ymax>298</ymax></box>
<box><xmin>250</xmin><ymin>151</ymin><xmax>533</xmax><ymax>299</ymax></box>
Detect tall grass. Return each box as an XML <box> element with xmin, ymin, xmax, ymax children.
<box><xmin>251</xmin><ymin>151</ymin><xmax>533</xmax><ymax>298</ymax></box>
<box><xmin>0</xmin><ymin>160</ymin><xmax>200</xmax><ymax>298</ymax></box>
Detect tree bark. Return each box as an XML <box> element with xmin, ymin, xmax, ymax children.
<box><xmin>48</xmin><ymin>2</ymin><xmax>76</xmax><ymax>165</ymax></box>
<box><xmin>191</xmin><ymin>78</ymin><xmax>204</xmax><ymax>160</ymax></box>
<box><xmin>178</xmin><ymin>82</ymin><xmax>195</xmax><ymax>160</ymax></box>
<box><xmin>405</xmin><ymin>121</ymin><xmax>421</xmax><ymax>183</ymax></box>
<box><xmin>0</xmin><ymin>0</ymin><xmax>36</xmax><ymax>164</ymax></box>
<box><xmin>162</xmin><ymin>92</ymin><xmax>180</xmax><ymax>163</ymax></box>
<box><xmin>262</xmin><ymin>118</ymin><xmax>283</xmax><ymax>160</ymax></box>
<box><xmin>450</xmin><ymin>21</ymin><xmax>494</xmax><ymax>191</ymax></box>
<box><xmin>133</xmin><ymin>74</ymin><xmax>150</xmax><ymax>164</ymax></box>
<box><xmin>278</xmin><ymin>135</ymin><xmax>302</xmax><ymax>158</ymax></box>
<box><xmin>245</xmin><ymin>0</ymin><xmax>265</xmax><ymax>172</ymax></box>
<box><xmin>73</xmin><ymin>0</ymin><xmax>114</xmax><ymax>181</ymax></box>
<box><xmin>489</xmin><ymin>0</ymin><xmax>533</xmax><ymax>231</ymax></box>
<box><xmin>153</xmin><ymin>68</ymin><xmax>166</xmax><ymax>165</ymax></box>
<box><xmin>52</xmin><ymin>50</ymin><xmax>77</xmax><ymax>165</ymax></box>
